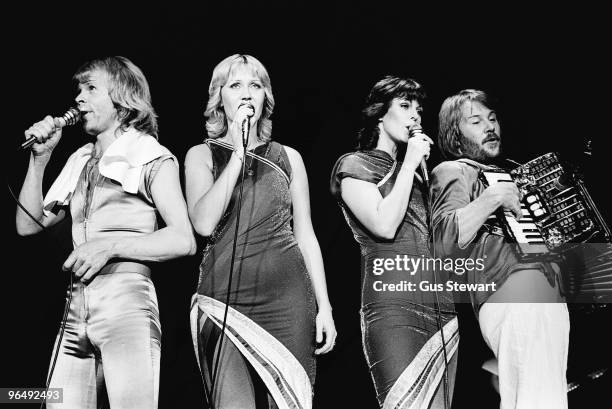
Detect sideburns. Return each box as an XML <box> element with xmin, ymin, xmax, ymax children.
<box><xmin>459</xmin><ymin>136</ymin><xmax>488</xmax><ymax>162</ymax></box>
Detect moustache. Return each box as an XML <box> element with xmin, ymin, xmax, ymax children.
<box><xmin>483</xmin><ymin>133</ymin><xmax>500</xmax><ymax>143</ymax></box>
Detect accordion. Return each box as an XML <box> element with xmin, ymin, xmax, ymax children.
<box><xmin>480</xmin><ymin>152</ymin><xmax>610</xmax><ymax>253</ymax></box>
<box><xmin>480</xmin><ymin>153</ymin><xmax>612</xmax><ymax>301</ymax></box>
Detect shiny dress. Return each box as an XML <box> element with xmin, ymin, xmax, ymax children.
<box><xmin>331</xmin><ymin>149</ymin><xmax>459</xmax><ymax>409</ymax></box>
<box><xmin>191</xmin><ymin>140</ymin><xmax>316</xmax><ymax>409</ymax></box>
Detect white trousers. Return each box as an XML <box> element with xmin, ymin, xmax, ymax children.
<box><xmin>478</xmin><ymin>303</ymin><xmax>569</xmax><ymax>409</ymax></box>
<box><xmin>47</xmin><ymin>273</ymin><xmax>161</xmax><ymax>409</ymax></box>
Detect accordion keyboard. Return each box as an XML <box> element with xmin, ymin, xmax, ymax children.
<box><xmin>480</xmin><ymin>171</ymin><xmax>546</xmax><ymax>245</ymax></box>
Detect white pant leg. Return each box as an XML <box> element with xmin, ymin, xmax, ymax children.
<box><xmin>87</xmin><ymin>273</ymin><xmax>162</xmax><ymax>409</ymax></box>
<box><xmin>478</xmin><ymin>303</ymin><xmax>569</xmax><ymax>409</ymax></box>
<box><xmin>46</xmin><ymin>282</ymin><xmax>101</xmax><ymax>409</ymax></box>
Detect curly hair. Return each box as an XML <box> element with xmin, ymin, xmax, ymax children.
<box><xmin>357</xmin><ymin>75</ymin><xmax>425</xmax><ymax>150</ymax></box>
<box><xmin>204</xmin><ymin>54</ymin><xmax>274</xmax><ymax>142</ymax></box>
<box><xmin>438</xmin><ymin>89</ymin><xmax>497</xmax><ymax>159</ymax></box>
<box><xmin>73</xmin><ymin>56</ymin><xmax>158</xmax><ymax>138</ymax></box>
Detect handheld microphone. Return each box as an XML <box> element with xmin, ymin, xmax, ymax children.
<box><xmin>21</xmin><ymin>108</ymin><xmax>81</xmax><ymax>150</ymax></box>
<box><xmin>240</xmin><ymin>104</ymin><xmax>255</xmax><ymax>147</ymax></box>
<box><xmin>408</xmin><ymin>125</ymin><xmax>430</xmax><ymax>186</ymax></box>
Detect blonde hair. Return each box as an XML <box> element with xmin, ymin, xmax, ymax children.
<box><xmin>204</xmin><ymin>54</ymin><xmax>274</xmax><ymax>142</ymax></box>
<box><xmin>438</xmin><ymin>89</ymin><xmax>496</xmax><ymax>159</ymax></box>
<box><xmin>74</xmin><ymin>56</ymin><xmax>158</xmax><ymax>138</ymax></box>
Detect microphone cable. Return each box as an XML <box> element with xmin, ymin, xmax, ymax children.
<box><xmin>6</xmin><ymin>163</ymin><xmax>74</xmax><ymax>409</ymax></box>
<box><xmin>207</xmin><ymin>125</ymin><xmax>252</xmax><ymax>409</ymax></box>
<box><xmin>423</xmin><ymin>176</ymin><xmax>451</xmax><ymax>409</ymax></box>
<box><xmin>411</xmin><ymin>125</ymin><xmax>451</xmax><ymax>409</ymax></box>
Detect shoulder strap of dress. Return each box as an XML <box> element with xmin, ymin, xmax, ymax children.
<box><xmin>376</xmin><ymin>161</ymin><xmax>397</xmax><ymax>187</ymax></box>
<box><xmin>205</xmin><ymin>139</ymin><xmax>291</xmax><ymax>186</ymax></box>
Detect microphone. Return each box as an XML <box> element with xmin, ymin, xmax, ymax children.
<box><xmin>408</xmin><ymin>125</ymin><xmax>430</xmax><ymax>186</ymax></box>
<box><xmin>240</xmin><ymin>103</ymin><xmax>255</xmax><ymax>148</ymax></box>
<box><xmin>21</xmin><ymin>108</ymin><xmax>81</xmax><ymax>150</ymax></box>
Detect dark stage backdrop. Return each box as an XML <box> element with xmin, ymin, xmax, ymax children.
<box><xmin>2</xmin><ymin>2</ymin><xmax>609</xmax><ymax>408</ymax></box>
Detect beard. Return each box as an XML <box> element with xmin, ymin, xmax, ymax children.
<box><xmin>459</xmin><ymin>134</ymin><xmax>501</xmax><ymax>164</ymax></box>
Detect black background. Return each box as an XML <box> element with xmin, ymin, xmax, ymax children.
<box><xmin>2</xmin><ymin>2</ymin><xmax>610</xmax><ymax>408</ymax></box>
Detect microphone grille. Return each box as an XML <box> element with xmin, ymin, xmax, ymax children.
<box><xmin>62</xmin><ymin>107</ymin><xmax>81</xmax><ymax>126</ymax></box>
<box><xmin>408</xmin><ymin>125</ymin><xmax>422</xmax><ymax>138</ymax></box>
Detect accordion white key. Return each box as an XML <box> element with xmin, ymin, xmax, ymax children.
<box><xmin>480</xmin><ymin>170</ymin><xmax>548</xmax><ymax>253</ymax></box>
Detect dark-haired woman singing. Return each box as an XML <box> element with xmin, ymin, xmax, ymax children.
<box><xmin>331</xmin><ymin>76</ymin><xmax>458</xmax><ymax>409</ymax></box>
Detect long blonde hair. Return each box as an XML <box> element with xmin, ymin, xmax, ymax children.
<box><xmin>204</xmin><ymin>54</ymin><xmax>274</xmax><ymax>142</ymax></box>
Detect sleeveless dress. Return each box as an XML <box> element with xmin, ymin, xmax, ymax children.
<box><xmin>331</xmin><ymin>149</ymin><xmax>459</xmax><ymax>409</ymax></box>
<box><xmin>190</xmin><ymin>140</ymin><xmax>316</xmax><ymax>409</ymax></box>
